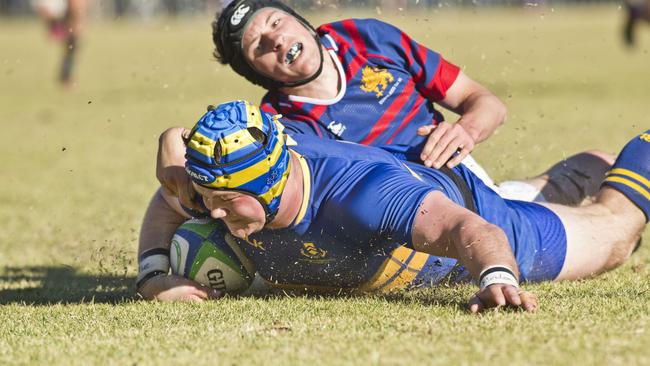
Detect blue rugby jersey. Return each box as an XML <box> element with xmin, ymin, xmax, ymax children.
<box><xmin>259</xmin><ymin>18</ymin><xmax>459</xmax><ymax>153</ymax></box>
<box><xmin>225</xmin><ymin>135</ymin><xmax>567</xmax><ymax>292</ymax></box>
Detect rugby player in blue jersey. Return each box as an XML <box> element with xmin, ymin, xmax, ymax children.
<box><xmin>158</xmin><ymin>0</ymin><xmax>611</xmax><ymax>213</ymax></box>
<box><xmin>138</xmin><ymin>101</ymin><xmax>648</xmax><ymax>313</ymax></box>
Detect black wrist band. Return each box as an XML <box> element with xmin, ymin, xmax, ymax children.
<box><xmin>136</xmin><ymin>270</ymin><xmax>166</xmax><ymax>289</ymax></box>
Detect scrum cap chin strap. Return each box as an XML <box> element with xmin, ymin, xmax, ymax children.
<box><xmin>215</xmin><ymin>0</ymin><xmax>324</xmax><ymax>90</ymax></box>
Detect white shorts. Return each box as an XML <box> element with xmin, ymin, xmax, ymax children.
<box><xmin>461</xmin><ymin>154</ymin><xmax>546</xmax><ymax>203</ymax></box>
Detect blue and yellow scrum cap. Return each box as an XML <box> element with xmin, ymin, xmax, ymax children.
<box><xmin>184</xmin><ymin>100</ymin><xmax>290</xmax><ymax>222</ymax></box>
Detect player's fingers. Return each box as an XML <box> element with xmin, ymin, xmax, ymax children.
<box><xmin>185</xmin><ymin>285</ymin><xmax>212</xmax><ymax>301</ymax></box>
<box><xmin>483</xmin><ymin>285</ymin><xmax>506</xmax><ymax>308</ymax></box>
<box><xmin>503</xmin><ymin>285</ymin><xmax>522</xmax><ymax>307</ymax></box>
<box><xmin>519</xmin><ymin>291</ymin><xmax>539</xmax><ymax>312</ymax></box>
<box><xmin>420</xmin><ymin>123</ymin><xmax>450</xmax><ymax>156</ymax></box>
<box><xmin>184</xmin><ymin>294</ymin><xmax>206</xmax><ymax>302</ymax></box>
<box><xmin>468</xmin><ymin>294</ymin><xmax>484</xmax><ymax>313</ymax></box>
<box><xmin>207</xmin><ymin>288</ymin><xmax>223</xmax><ymax>299</ymax></box>
<box><xmin>446</xmin><ymin>147</ymin><xmax>469</xmax><ymax>168</ymax></box>
<box><xmin>433</xmin><ymin>137</ymin><xmax>464</xmax><ymax>169</ymax></box>
<box><xmin>424</xmin><ymin>130</ymin><xmax>455</xmax><ymax>167</ymax></box>
<box><xmin>420</xmin><ymin>126</ymin><xmax>446</xmax><ymax>165</ymax></box>
<box><xmin>417</xmin><ymin>124</ymin><xmax>435</xmax><ymax>136</ymax></box>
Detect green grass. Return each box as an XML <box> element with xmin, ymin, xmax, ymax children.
<box><xmin>0</xmin><ymin>5</ymin><xmax>649</xmax><ymax>365</ymax></box>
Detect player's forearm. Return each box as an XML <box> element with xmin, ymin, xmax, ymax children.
<box><xmin>137</xmin><ymin>188</ymin><xmax>189</xmax><ymax>298</ymax></box>
<box><xmin>455</xmin><ymin>92</ymin><xmax>506</xmax><ymax>144</ymax></box>
<box><xmin>138</xmin><ymin>188</ymin><xmax>187</xmax><ymax>256</ymax></box>
<box><xmin>451</xmin><ymin>220</ymin><xmax>519</xmax><ymax>281</ymax></box>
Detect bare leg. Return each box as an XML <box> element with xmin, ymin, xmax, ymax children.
<box><xmin>59</xmin><ymin>0</ymin><xmax>89</xmax><ymax>87</ymax></box>
<box><xmin>542</xmin><ymin>129</ymin><xmax>650</xmax><ymax>280</ymax></box>
<box><xmin>501</xmin><ymin>150</ymin><xmax>614</xmax><ymax>206</ymax></box>
<box><xmin>542</xmin><ymin>187</ymin><xmax>645</xmax><ymax>281</ymax></box>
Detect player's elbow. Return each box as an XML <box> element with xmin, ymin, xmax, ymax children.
<box><xmin>493</xmin><ymin>97</ymin><xmax>507</xmax><ymax>126</ymax></box>
<box><xmin>159</xmin><ymin>127</ymin><xmax>186</xmax><ymax>144</ymax></box>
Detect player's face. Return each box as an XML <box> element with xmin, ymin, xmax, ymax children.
<box><xmin>193</xmin><ymin>184</ymin><xmax>266</xmax><ymax>239</ymax></box>
<box><xmin>241</xmin><ymin>8</ymin><xmax>321</xmax><ymax>85</ymax></box>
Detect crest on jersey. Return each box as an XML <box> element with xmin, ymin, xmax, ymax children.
<box><xmin>360</xmin><ymin>66</ymin><xmax>394</xmax><ymax>98</ymax></box>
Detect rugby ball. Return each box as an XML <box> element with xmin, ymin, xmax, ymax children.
<box><xmin>170</xmin><ymin>218</ymin><xmax>255</xmax><ymax>294</ymax></box>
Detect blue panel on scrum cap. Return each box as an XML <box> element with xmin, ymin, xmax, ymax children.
<box><xmin>184</xmin><ymin>100</ymin><xmax>291</xmax><ymax>220</ymax></box>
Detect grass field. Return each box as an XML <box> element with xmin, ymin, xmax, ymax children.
<box><xmin>1</xmin><ymin>5</ymin><xmax>649</xmax><ymax>365</ymax></box>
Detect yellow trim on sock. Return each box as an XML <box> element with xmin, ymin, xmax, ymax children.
<box><xmin>609</xmin><ymin>168</ymin><xmax>650</xmax><ymax>192</ymax></box>
<box><xmin>604</xmin><ymin>176</ymin><xmax>650</xmax><ymax>200</ymax></box>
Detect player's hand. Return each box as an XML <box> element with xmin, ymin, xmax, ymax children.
<box><xmin>417</xmin><ymin>122</ymin><xmax>476</xmax><ymax>169</ymax></box>
<box><xmin>137</xmin><ymin>274</ymin><xmax>222</xmax><ymax>302</ymax></box>
<box><xmin>156</xmin><ymin>127</ymin><xmax>200</xmax><ymax>211</ymax></box>
<box><xmin>468</xmin><ymin>284</ymin><xmax>538</xmax><ymax>313</ymax></box>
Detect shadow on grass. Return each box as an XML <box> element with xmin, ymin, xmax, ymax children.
<box><xmin>0</xmin><ymin>266</ymin><xmax>473</xmax><ymax>309</ymax></box>
<box><xmin>259</xmin><ymin>284</ymin><xmax>471</xmax><ymax>311</ymax></box>
<box><xmin>0</xmin><ymin>266</ymin><xmax>135</xmax><ymax>305</ymax></box>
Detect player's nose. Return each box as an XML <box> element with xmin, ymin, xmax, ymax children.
<box><xmin>262</xmin><ymin>32</ymin><xmax>284</xmax><ymax>53</ymax></box>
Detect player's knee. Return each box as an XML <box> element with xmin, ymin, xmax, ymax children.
<box><xmin>581</xmin><ymin>149</ymin><xmax>615</xmax><ymax>166</ymax></box>
<box><xmin>604</xmin><ymin>240</ymin><xmax>635</xmax><ymax>271</ymax></box>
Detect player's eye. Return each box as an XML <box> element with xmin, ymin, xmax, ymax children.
<box><xmin>218</xmin><ymin>193</ymin><xmax>240</xmax><ymax>202</ymax></box>
<box><xmin>272</xmin><ymin>19</ymin><xmax>280</xmax><ymax>27</ymax></box>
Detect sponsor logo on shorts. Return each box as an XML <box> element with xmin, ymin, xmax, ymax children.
<box><xmin>640</xmin><ymin>133</ymin><xmax>650</xmax><ymax>143</ymax></box>
<box><xmin>360</xmin><ymin>66</ymin><xmax>394</xmax><ymax>98</ymax></box>
<box><xmin>230</xmin><ymin>4</ymin><xmax>251</xmax><ymax>26</ymax></box>
<box><xmin>300</xmin><ymin>242</ymin><xmax>330</xmax><ymax>262</ymax></box>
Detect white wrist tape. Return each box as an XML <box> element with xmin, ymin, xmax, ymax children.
<box><xmin>479</xmin><ymin>265</ymin><xmax>519</xmax><ymax>289</ymax></box>
<box><xmin>136</xmin><ymin>248</ymin><xmax>170</xmax><ymax>288</ymax></box>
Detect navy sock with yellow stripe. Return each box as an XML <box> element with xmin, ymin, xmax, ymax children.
<box><xmin>603</xmin><ymin>130</ymin><xmax>650</xmax><ymax>222</ymax></box>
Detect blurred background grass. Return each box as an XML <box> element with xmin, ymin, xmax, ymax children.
<box><xmin>0</xmin><ymin>4</ymin><xmax>649</xmax><ymax>365</ymax></box>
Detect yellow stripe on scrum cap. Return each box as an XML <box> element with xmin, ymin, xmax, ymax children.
<box><xmin>217</xmin><ymin>102</ymin><xmax>267</xmax><ymax>158</ymax></box>
<box><xmin>244</xmin><ymin>101</ymin><xmax>264</xmax><ymax>130</ymax></box>
<box><xmin>219</xmin><ymin>129</ymin><xmax>258</xmax><ymax>158</ymax></box>
<box><xmin>187</xmin><ymin>131</ymin><xmax>216</xmax><ymax>160</ymax></box>
<box><xmin>206</xmin><ymin>131</ymin><xmax>286</xmax><ymax>189</ymax></box>
<box><xmin>257</xmin><ymin>160</ymin><xmax>291</xmax><ymax>205</ymax></box>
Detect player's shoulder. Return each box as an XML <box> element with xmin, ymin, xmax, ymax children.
<box><xmin>317</xmin><ymin>18</ymin><xmax>399</xmax><ymax>38</ymax></box>
<box><xmin>290</xmin><ymin>137</ymin><xmax>419</xmax><ymax>185</ymax></box>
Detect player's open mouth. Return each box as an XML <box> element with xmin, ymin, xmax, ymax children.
<box><xmin>284</xmin><ymin>42</ymin><xmax>302</xmax><ymax>65</ymax></box>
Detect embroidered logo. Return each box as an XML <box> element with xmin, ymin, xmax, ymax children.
<box><xmin>360</xmin><ymin>66</ymin><xmax>394</xmax><ymax>98</ymax></box>
<box><xmin>327</xmin><ymin>121</ymin><xmax>347</xmax><ymax>137</ymax></box>
<box><xmin>230</xmin><ymin>4</ymin><xmax>251</xmax><ymax>26</ymax></box>
<box><xmin>225</xmin><ymin>233</ymin><xmax>265</xmax><ymax>251</ymax></box>
<box><xmin>300</xmin><ymin>242</ymin><xmax>327</xmax><ymax>259</ymax></box>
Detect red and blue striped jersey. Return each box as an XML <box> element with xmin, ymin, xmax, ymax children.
<box><xmin>259</xmin><ymin>18</ymin><xmax>460</xmax><ymax>150</ymax></box>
